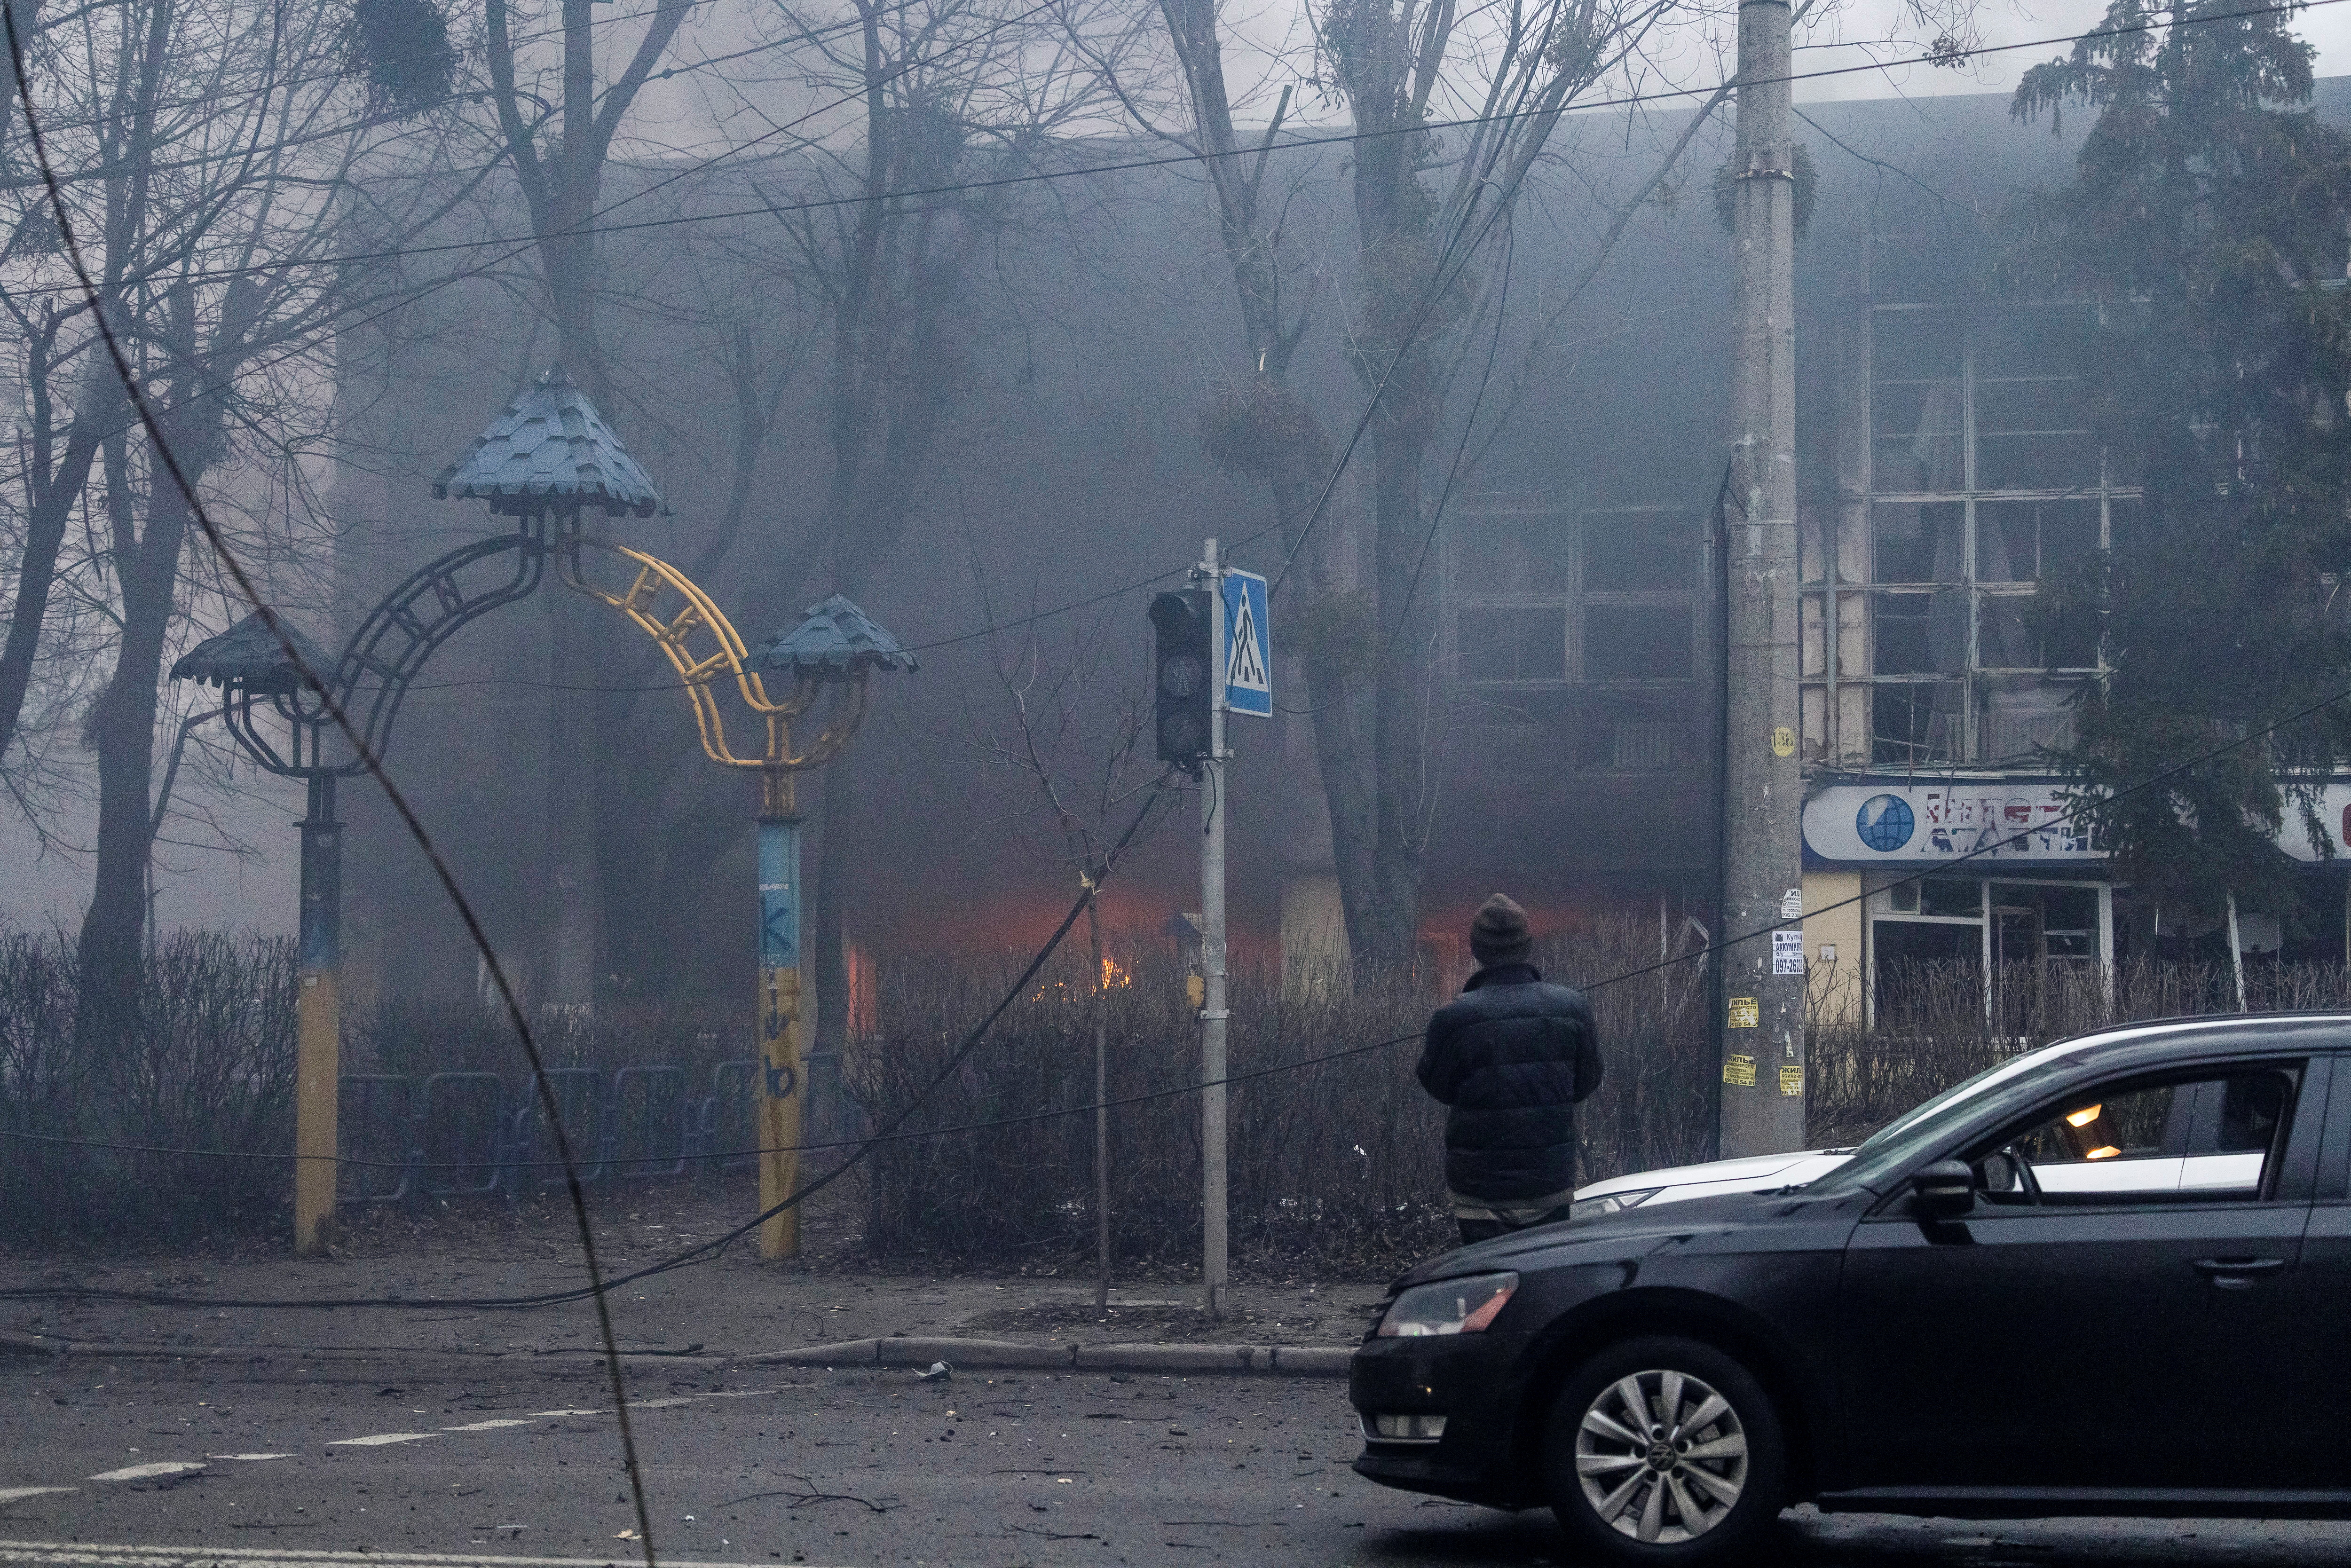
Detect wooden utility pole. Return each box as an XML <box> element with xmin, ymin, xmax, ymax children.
<box><xmin>1720</xmin><ymin>0</ymin><xmax>1807</xmax><ymax>1157</ymax></box>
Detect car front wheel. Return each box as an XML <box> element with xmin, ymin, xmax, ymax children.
<box><xmin>1541</xmin><ymin>1335</ymin><xmax>1786</xmax><ymax>1567</ymax></box>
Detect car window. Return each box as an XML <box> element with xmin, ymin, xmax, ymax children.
<box><xmin>2006</xmin><ymin>1081</ymin><xmax>2189</xmax><ymax>1198</ymax></box>
<box><xmin>1974</xmin><ymin>1067</ymin><xmax>2299</xmax><ymax>1206</ymax></box>
<box><xmin>1810</xmin><ymin>1053</ymin><xmax>2086</xmax><ymax>1197</ymax></box>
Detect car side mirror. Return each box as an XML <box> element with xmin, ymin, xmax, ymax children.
<box><xmin>1911</xmin><ymin>1159</ymin><xmax>1976</xmax><ymax>1220</ymax></box>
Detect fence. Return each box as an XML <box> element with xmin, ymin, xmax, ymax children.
<box><xmin>333</xmin><ymin>1060</ymin><xmax>763</xmax><ymax>1205</ymax></box>
<box><xmin>13</xmin><ymin>925</ymin><xmax>2351</xmax><ymax>1259</ymax></box>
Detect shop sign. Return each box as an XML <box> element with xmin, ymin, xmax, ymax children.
<box><xmin>1809</xmin><ymin>778</ymin><xmax>2351</xmax><ymax>864</ymax></box>
<box><xmin>1805</xmin><ymin>780</ymin><xmax>2099</xmax><ymax>863</ymax></box>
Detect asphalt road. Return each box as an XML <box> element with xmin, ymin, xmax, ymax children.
<box><xmin>3</xmin><ymin>1359</ymin><xmax>2349</xmax><ymax>1568</ymax></box>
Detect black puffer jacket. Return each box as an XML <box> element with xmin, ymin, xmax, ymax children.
<box><xmin>1417</xmin><ymin>962</ymin><xmax>1603</xmax><ymax>1201</ymax></box>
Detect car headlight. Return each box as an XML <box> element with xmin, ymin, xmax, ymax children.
<box><xmin>1569</xmin><ymin>1187</ymin><xmax>1660</xmax><ymax>1221</ymax></box>
<box><xmin>1374</xmin><ymin>1271</ymin><xmax>1517</xmax><ymax>1337</ymax></box>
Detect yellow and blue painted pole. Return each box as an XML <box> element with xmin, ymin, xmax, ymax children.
<box><xmin>294</xmin><ymin>773</ymin><xmax>342</xmax><ymax>1256</ymax></box>
<box><xmin>757</xmin><ymin>772</ymin><xmax>805</xmax><ymax>1260</ymax></box>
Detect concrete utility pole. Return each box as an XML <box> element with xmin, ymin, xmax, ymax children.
<box><xmin>1197</xmin><ymin>538</ymin><xmax>1230</xmax><ymax>1317</ymax></box>
<box><xmin>1720</xmin><ymin>0</ymin><xmax>1806</xmax><ymax>1158</ymax></box>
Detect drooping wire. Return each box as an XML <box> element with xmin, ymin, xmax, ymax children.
<box><xmin>1</xmin><ymin>16</ymin><xmax>662</xmax><ymax>1566</ymax></box>
<box><xmin>0</xmin><ymin>770</ymin><xmax>1186</xmax><ymax>1313</ymax></box>
<box><xmin>13</xmin><ymin>672</ymin><xmax>2351</xmax><ymax>1312</ymax></box>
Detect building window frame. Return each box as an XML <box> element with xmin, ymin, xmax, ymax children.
<box><xmin>1805</xmin><ymin>292</ymin><xmax>2141</xmax><ymax>769</ymax></box>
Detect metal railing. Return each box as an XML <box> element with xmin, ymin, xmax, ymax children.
<box><xmin>333</xmin><ymin>1060</ymin><xmax>756</xmax><ymax>1205</ymax></box>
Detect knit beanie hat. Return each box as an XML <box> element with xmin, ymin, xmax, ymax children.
<box><xmin>1469</xmin><ymin>893</ymin><xmax>1533</xmax><ymax>965</ymax></box>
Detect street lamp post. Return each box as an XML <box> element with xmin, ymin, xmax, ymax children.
<box><xmin>742</xmin><ymin>597</ymin><xmax>915</xmax><ymax>1259</ymax></box>
<box><xmin>171</xmin><ymin>366</ymin><xmax>661</xmax><ymax>1254</ymax></box>
<box><xmin>554</xmin><ymin>545</ymin><xmax>914</xmax><ymax>1260</ymax></box>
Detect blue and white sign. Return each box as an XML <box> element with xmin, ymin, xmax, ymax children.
<box><xmin>1221</xmin><ymin>569</ymin><xmax>1271</xmax><ymax>717</ymax></box>
<box><xmin>1805</xmin><ymin>781</ymin><xmax>2099</xmax><ymax>862</ymax></box>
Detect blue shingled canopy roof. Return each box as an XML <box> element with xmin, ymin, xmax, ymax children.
<box><xmin>171</xmin><ymin>612</ymin><xmax>336</xmax><ymax>694</ymax></box>
<box><xmin>747</xmin><ymin>594</ymin><xmax>917</xmax><ymax>676</ymax></box>
<box><xmin>432</xmin><ymin>365</ymin><xmax>663</xmax><ymax>519</ymax></box>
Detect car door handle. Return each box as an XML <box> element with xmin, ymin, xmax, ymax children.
<box><xmin>2191</xmin><ymin>1257</ymin><xmax>2286</xmax><ymax>1284</ymax></box>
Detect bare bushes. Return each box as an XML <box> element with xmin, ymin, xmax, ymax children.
<box><xmin>850</xmin><ymin>942</ymin><xmax>1434</xmax><ymax>1269</ymax></box>
<box><xmin>0</xmin><ymin>930</ymin><xmax>296</xmax><ymax>1243</ymax></box>
<box><xmin>1808</xmin><ymin>956</ymin><xmax>2351</xmax><ymax>1145</ymax></box>
<box><xmin>852</xmin><ymin>918</ymin><xmax>1717</xmax><ymax>1271</ymax></box>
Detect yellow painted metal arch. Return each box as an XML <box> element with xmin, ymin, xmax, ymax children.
<box><xmin>557</xmin><ymin>535</ymin><xmax>867</xmax><ymax>776</ymax></box>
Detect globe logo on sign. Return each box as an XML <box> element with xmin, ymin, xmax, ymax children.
<box><xmin>1855</xmin><ymin>794</ymin><xmax>1915</xmax><ymax>852</ymax></box>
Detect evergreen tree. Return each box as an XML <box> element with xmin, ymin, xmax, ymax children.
<box><xmin>2012</xmin><ymin>0</ymin><xmax>2351</xmax><ymax>935</ymax></box>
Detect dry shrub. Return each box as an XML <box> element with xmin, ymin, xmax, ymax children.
<box><xmin>851</xmin><ymin>917</ymin><xmax>1717</xmax><ymax>1273</ymax></box>
<box><xmin>1808</xmin><ymin>955</ymin><xmax>2351</xmax><ymax>1145</ymax></box>
<box><xmin>0</xmin><ymin>930</ymin><xmax>296</xmax><ymax>1243</ymax></box>
<box><xmin>9</xmin><ymin>917</ymin><xmax>2351</xmax><ymax>1262</ymax></box>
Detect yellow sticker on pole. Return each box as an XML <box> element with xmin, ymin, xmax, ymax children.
<box><xmin>1779</xmin><ymin>1064</ymin><xmax>1805</xmax><ymax>1096</ymax></box>
<box><xmin>1771</xmin><ymin>726</ymin><xmax>1796</xmax><ymax>757</ymax></box>
<box><xmin>1727</xmin><ymin>996</ymin><xmax>1759</xmax><ymax>1029</ymax></box>
<box><xmin>1722</xmin><ymin>1054</ymin><xmax>1758</xmax><ymax>1087</ymax></box>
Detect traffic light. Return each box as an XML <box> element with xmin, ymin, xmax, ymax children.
<box><xmin>1149</xmin><ymin>589</ymin><xmax>1212</xmax><ymax>769</ymax></box>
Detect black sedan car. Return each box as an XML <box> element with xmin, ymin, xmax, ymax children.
<box><xmin>1350</xmin><ymin>1013</ymin><xmax>2351</xmax><ymax>1566</ymax></box>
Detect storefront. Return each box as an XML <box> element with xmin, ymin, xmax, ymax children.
<box><xmin>1801</xmin><ymin>777</ymin><xmax>2116</xmax><ymax>1028</ymax></box>
<box><xmin>1800</xmin><ymin>775</ymin><xmax>2351</xmax><ymax>1026</ymax></box>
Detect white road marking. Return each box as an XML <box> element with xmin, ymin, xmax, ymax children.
<box><xmin>440</xmin><ymin>1421</ymin><xmax>533</xmax><ymax>1433</ymax></box>
<box><xmin>0</xmin><ymin>1492</ymin><xmax>72</xmax><ymax>1506</ymax></box>
<box><xmin>326</xmin><ymin>1434</ymin><xmax>435</xmax><ymax>1448</ymax></box>
<box><xmin>0</xmin><ymin>1542</ymin><xmax>826</xmax><ymax>1568</ymax></box>
<box><xmin>203</xmin><ymin>1456</ymin><xmax>292</xmax><ymax>1463</ymax></box>
<box><xmin>622</xmin><ymin>1399</ymin><xmax>694</xmax><ymax>1411</ymax></box>
<box><xmin>525</xmin><ymin>1410</ymin><xmax>602</xmax><ymax>1419</ymax></box>
<box><xmin>85</xmin><ymin>1466</ymin><xmax>204</xmax><ymax>1484</ymax></box>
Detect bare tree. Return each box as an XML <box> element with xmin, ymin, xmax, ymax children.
<box><xmin>467</xmin><ymin>0</ymin><xmax>698</xmax><ymax>1009</ymax></box>
<box><xmin>0</xmin><ymin>0</ymin><xmax>471</xmax><ymax>1012</ymax></box>
<box><xmin>968</xmin><ymin>594</ymin><xmax>1160</xmax><ymax>1304</ymax></box>
<box><xmin>708</xmin><ymin>0</ymin><xmax>1137</xmax><ymax>1060</ymax></box>
<box><xmin>1102</xmin><ymin>0</ymin><xmax>1982</xmax><ymax>965</ymax></box>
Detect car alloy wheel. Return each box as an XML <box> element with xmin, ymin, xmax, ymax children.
<box><xmin>1545</xmin><ymin>1335</ymin><xmax>1784</xmax><ymax>1567</ymax></box>
<box><xmin>1574</xmin><ymin>1368</ymin><xmax>1748</xmax><ymax>1544</ymax></box>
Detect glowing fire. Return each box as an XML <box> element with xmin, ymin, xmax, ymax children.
<box><xmin>1100</xmin><ymin>956</ymin><xmax>1131</xmax><ymax>990</ymax></box>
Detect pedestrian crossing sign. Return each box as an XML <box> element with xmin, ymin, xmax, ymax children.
<box><xmin>1220</xmin><ymin>569</ymin><xmax>1271</xmax><ymax>717</ymax></box>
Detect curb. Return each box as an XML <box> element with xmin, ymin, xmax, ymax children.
<box><xmin>0</xmin><ymin>1332</ymin><xmax>728</xmax><ymax>1378</ymax></box>
<box><xmin>0</xmin><ymin>1330</ymin><xmax>1354</xmax><ymax>1379</ymax></box>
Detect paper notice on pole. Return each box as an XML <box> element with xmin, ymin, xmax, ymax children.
<box><xmin>1779</xmin><ymin>1064</ymin><xmax>1805</xmax><ymax>1096</ymax></box>
<box><xmin>1780</xmin><ymin>888</ymin><xmax>1802</xmax><ymax>918</ymax></box>
<box><xmin>1728</xmin><ymin>996</ymin><xmax>1759</xmax><ymax>1029</ymax></box>
<box><xmin>1722</xmin><ymin>1054</ymin><xmax>1758</xmax><ymax>1087</ymax></box>
<box><xmin>1772</xmin><ymin>930</ymin><xmax>1805</xmax><ymax>974</ymax></box>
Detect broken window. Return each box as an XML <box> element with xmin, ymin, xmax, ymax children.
<box><xmin>1804</xmin><ymin>296</ymin><xmax>2136</xmax><ymax>764</ymax></box>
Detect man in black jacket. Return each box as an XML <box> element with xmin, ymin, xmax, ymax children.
<box><xmin>1418</xmin><ymin>893</ymin><xmax>1604</xmax><ymax>1244</ymax></box>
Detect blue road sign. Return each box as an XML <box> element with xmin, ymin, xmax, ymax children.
<box><xmin>1221</xmin><ymin>569</ymin><xmax>1270</xmax><ymax>717</ymax></box>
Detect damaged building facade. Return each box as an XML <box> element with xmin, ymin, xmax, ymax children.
<box><xmin>317</xmin><ymin>77</ymin><xmax>2351</xmax><ymax>1022</ymax></box>
<box><xmin>1405</xmin><ymin>80</ymin><xmax>2351</xmax><ymax>1022</ymax></box>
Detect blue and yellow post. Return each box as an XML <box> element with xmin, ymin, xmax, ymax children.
<box><xmin>757</xmin><ymin>770</ymin><xmax>806</xmax><ymax>1260</ymax></box>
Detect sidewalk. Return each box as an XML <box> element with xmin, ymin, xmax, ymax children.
<box><xmin>0</xmin><ymin>1187</ymin><xmax>1388</xmax><ymax>1380</ymax></box>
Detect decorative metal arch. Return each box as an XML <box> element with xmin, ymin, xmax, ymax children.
<box><xmin>555</xmin><ymin>532</ymin><xmax>867</xmax><ymax>796</ymax></box>
<box><xmin>196</xmin><ymin>515</ymin><xmax>552</xmax><ymax>782</ymax></box>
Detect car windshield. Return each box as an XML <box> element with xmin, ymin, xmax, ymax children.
<box><xmin>1806</xmin><ymin>1045</ymin><xmax>2089</xmax><ymax>1197</ymax></box>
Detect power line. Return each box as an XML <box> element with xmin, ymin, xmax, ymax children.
<box><xmin>0</xmin><ymin>771</ymin><xmax>1186</xmax><ymax>1313</ymax></box>
<box><xmin>4</xmin><ymin>18</ymin><xmax>662</xmax><ymax>1567</ymax></box>
<box><xmin>11</xmin><ymin>672</ymin><xmax>2351</xmax><ymax>1309</ymax></box>
<box><xmin>7</xmin><ymin>0</ymin><xmax>2336</xmax><ymax>302</ymax></box>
